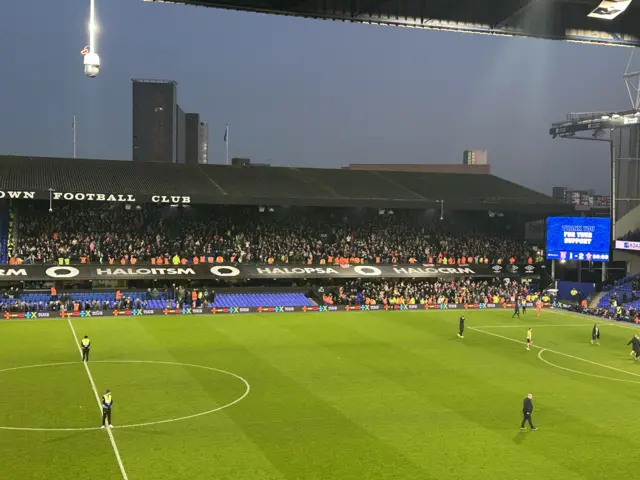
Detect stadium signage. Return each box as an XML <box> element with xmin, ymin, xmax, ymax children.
<box><xmin>19</xmin><ymin>191</ymin><xmax>194</xmax><ymax>204</ymax></box>
<box><xmin>0</xmin><ymin>190</ymin><xmax>35</xmax><ymax>199</ymax></box>
<box><xmin>151</xmin><ymin>195</ymin><xmax>191</xmax><ymax>204</ymax></box>
<box><xmin>254</xmin><ymin>267</ymin><xmax>342</xmax><ymax>276</ymax></box>
<box><xmin>0</xmin><ymin>268</ymin><xmax>27</xmax><ymax>276</ymax></box>
<box><xmin>53</xmin><ymin>192</ymin><xmax>136</xmax><ymax>202</ymax></box>
<box><xmin>0</xmin><ymin>263</ymin><xmax>540</xmax><ymax>280</ymax></box>
<box><xmin>94</xmin><ymin>267</ymin><xmax>197</xmax><ymax>277</ymax></box>
<box><xmin>392</xmin><ymin>267</ymin><xmax>476</xmax><ymax>275</ymax></box>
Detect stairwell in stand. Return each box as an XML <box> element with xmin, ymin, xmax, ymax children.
<box><xmin>0</xmin><ymin>204</ymin><xmax>8</xmax><ymax>264</ymax></box>
<box><xmin>589</xmin><ymin>291</ymin><xmax>606</xmax><ymax>308</ymax></box>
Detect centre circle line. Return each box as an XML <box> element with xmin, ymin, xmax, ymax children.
<box><xmin>0</xmin><ymin>360</ymin><xmax>250</xmax><ymax>432</ymax></box>
<box><xmin>537</xmin><ymin>349</ymin><xmax>640</xmax><ymax>385</ymax></box>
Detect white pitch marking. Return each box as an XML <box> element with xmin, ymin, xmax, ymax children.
<box><xmin>548</xmin><ymin>309</ymin><xmax>639</xmax><ymax>331</ymax></box>
<box><xmin>88</xmin><ymin>360</ymin><xmax>251</xmax><ymax>430</ymax></box>
<box><xmin>0</xmin><ymin>360</ymin><xmax>250</xmax><ymax>432</ymax></box>
<box><xmin>468</xmin><ymin>326</ymin><xmax>640</xmax><ymax>379</ymax></box>
<box><xmin>537</xmin><ymin>349</ymin><xmax>640</xmax><ymax>384</ymax></box>
<box><xmin>67</xmin><ymin>318</ymin><xmax>129</xmax><ymax>480</ymax></box>
<box><xmin>472</xmin><ymin>324</ymin><xmax>588</xmax><ymax>328</ymax></box>
<box><xmin>0</xmin><ymin>361</ymin><xmax>79</xmax><ymax>373</ymax></box>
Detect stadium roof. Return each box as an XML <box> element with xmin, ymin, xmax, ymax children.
<box><xmin>0</xmin><ymin>156</ymin><xmax>569</xmax><ymax>213</ymax></box>
<box><xmin>147</xmin><ymin>0</ymin><xmax>640</xmax><ymax>47</ymax></box>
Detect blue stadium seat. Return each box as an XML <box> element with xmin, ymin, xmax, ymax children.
<box><xmin>598</xmin><ymin>274</ymin><xmax>640</xmax><ymax>310</ymax></box>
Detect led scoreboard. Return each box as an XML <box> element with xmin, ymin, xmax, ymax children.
<box><xmin>546</xmin><ymin>217</ymin><xmax>611</xmax><ymax>262</ymax></box>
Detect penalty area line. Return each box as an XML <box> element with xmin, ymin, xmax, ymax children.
<box><xmin>547</xmin><ymin>309</ymin><xmax>640</xmax><ymax>331</ymax></box>
<box><xmin>67</xmin><ymin>318</ymin><xmax>129</xmax><ymax>480</ymax></box>
<box><xmin>537</xmin><ymin>349</ymin><xmax>640</xmax><ymax>385</ymax></box>
<box><xmin>468</xmin><ymin>326</ymin><xmax>640</xmax><ymax>380</ymax></box>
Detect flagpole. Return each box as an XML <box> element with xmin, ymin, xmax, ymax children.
<box><xmin>225</xmin><ymin>124</ymin><xmax>229</xmax><ymax>165</ymax></box>
<box><xmin>73</xmin><ymin>114</ymin><xmax>77</xmax><ymax>159</ymax></box>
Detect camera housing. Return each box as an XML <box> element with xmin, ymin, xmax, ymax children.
<box><xmin>83</xmin><ymin>52</ymin><xmax>100</xmax><ymax>78</ymax></box>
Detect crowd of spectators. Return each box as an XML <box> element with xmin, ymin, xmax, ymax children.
<box><xmin>618</xmin><ymin>229</ymin><xmax>640</xmax><ymax>242</ymax></box>
<box><xmin>10</xmin><ymin>203</ymin><xmax>541</xmax><ymax>266</ymax></box>
<box><xmin>326</xmin><ymin>278</ymin><xmax>536</xmax><ymax>306</ymax></box>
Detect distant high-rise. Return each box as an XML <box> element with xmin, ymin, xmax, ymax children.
<box><xmin>552</xmin><ymin>186</ymin><xmax>568</xmax><ymax>202</ymax></box>
<box><xmin>462</xmin><ymin>150</ymin><xmax>488</xmax><ymax>165</ymax></box>
<box><xmin>176</xmin><ymin>104</ymin><xmax>186</xmax><ymax>164</ymax></box>
<box><xmin>198</xmin><ymin>121</ymin><xmax>208</xmax><ymax>164</ymax></box>
<box><xmin>132</xmin><ymin>79</ymin><xmax>178</xmax><ymax>163</ymax></box>
<box><xmin>185</xmin><ymin>113</ymin><xmax>200</xmax><ymax>165</ymax></box>
<box><xmin>185</xmin><ymin>114</ymin><xmax>209</xmax><ymax>164</ymax></box>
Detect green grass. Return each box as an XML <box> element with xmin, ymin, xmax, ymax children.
<box><xmin>2</xmin><ymin>308</ymin><xmax>640</xmax><ymax>480</ymax></box>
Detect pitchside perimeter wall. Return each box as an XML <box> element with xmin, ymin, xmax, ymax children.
<box><xmin>2</xmin><ymin>302</ymin><xmax>546</xmax><ymax>320</ymax></box>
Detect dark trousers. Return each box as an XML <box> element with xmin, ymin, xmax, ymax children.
<box><xmin>102</xmin><ymin>408</ymin><xmax>112</xmax><ymax>425</ymax></box>
<box><xmin>512</xmin><ymin>310</ymin><xmax>520</xmax><ymax>318</ymax></box>
<box><xmin>82</xmin><ymin>348</ymin><xmax>90</xmax><ymax>362</ymax></box>
<box><xmin>521</xmin><ymin>412</ymin><xmax>534</xmax><ymax>429</ymax></box>
<box><xmin>459</xmin><ymin>325</ymin><xmax>464</xmax><ymax>335</ymax></box>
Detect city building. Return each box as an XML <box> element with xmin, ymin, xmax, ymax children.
<box><xmin>132</xmin><ymin>79</ymin><xmax>178</xmax><ymax>163</ymax></box>
<box><xmin>463</xmin><ymin>150</ymin><xmax>488</xmax><ymax>166</ymax></box>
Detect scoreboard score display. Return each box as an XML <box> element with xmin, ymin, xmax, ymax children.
<box><xmin>546</xmin><ymin>217</ymin><xmax>611</xmax><ymax>262</ymax></box>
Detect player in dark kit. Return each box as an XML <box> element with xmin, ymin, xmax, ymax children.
<box><xmin>628</xmin><ymin>334</ymin><xmax>640</xmax><ymax>360</ymax></box>
<box><xmin>512</xmin><ymin>300</ymin><xmax>520</xmax><ymax>319</ymax></box>
<box><xmin>520</xmin><ymin>393</ymin><xmax>537</xmax><ymax>430</ymax></box>
<box><xmin>457</xmin><ymin>316</ymin><xmax>465</xmax><ymax>338</ymax></box>
<box><xmin>101</xmin><ymin>389</ymin><xmax>113</xmax><ymax>428</ymax></box>
<box><xmin>81</xmin><ymin>335</ymin><xmax>91</xmax><ymax>362</ymax></box>
<box><xmin>591</xmin><ymin>324</ymin><xmax>600</xmax><ymax>345</ymax></box>
<box><xmin>521</xmin><ymin>298</ymin><xmax>527</xmax><ymax>315</ymax></box>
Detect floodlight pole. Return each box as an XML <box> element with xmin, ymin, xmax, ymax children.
<box><xmin>73</xmin><ymin>114</ymin><xmax>77</xmax><ymax>159</ymax></box>
<box><xmin>610</xmin><ymin>133</ymin><xmax>616</xmax><ymax>243</ymax></box>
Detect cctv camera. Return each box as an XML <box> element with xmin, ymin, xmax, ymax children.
<box><xmin>83</xmin><ymin>52</ymin><xmax>100</xmax><ymax>78</ymax></box>
<box><xmin>48</xmin><ymin>208</ymin><xmax>53</xmax><ymax>213</ymax></box>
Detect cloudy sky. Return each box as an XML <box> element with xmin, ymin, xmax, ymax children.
<box><xmin>0</xmin><ymin>0</ymin><xmax>636</xmax><ymax>194</ymax></box>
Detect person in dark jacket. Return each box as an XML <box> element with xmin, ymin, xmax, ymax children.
<box><xmin>628</xmin><ymin>334</ymin><xmax>640</xmax><ymax>360</ymax></box>
<box><xmin>591</xmin><ymin>324</ymin><xmax>600</xmax><ymax>345</ymax></box>
<box><xmin>457</xmin><ymin>316</ymin><xmax>465</xmax><ymax>338</ymax></box>
<box><xmin>520</xmin><ymin>393</ymin><xmax>537</xmax><ymax>430</ymax></box>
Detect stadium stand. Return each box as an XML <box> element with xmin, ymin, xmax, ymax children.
<box><xmin>0</xmin><ymin>156</ymin><xmax>564</xmax><ymax>312</ymax></box>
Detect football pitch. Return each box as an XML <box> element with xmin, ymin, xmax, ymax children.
<box><xmin>2</xmin><ymin>309</ymin><xmax>640</xmax><ymax>480</ymax></box>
